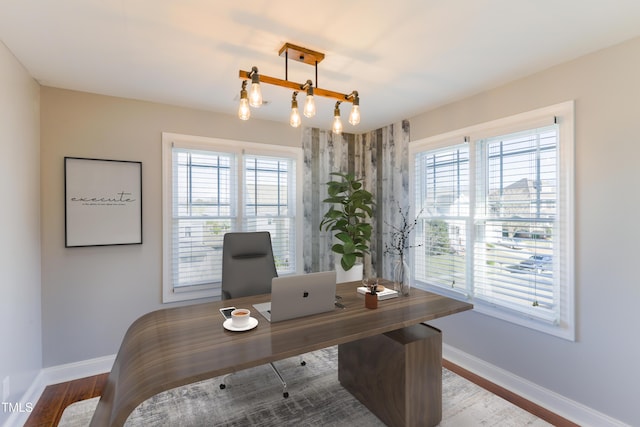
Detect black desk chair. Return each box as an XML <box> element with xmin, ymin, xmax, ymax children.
<box><xmin>219</xmin><ymin>231</ymin><xmax>303</xmax><ymax>398</ymax></box>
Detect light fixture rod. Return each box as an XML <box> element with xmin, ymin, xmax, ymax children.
<box><xmin>282</xmin><ymin>45</ymin><xmax>319</xmax><ymax>87</ymax></box>
<box><xmin>238</xmin><ymin>69</ymin><xmax>354</xmax><ymax>103</ymax></box>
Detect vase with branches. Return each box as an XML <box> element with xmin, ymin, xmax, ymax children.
<box><xmin>384</xmin><ymin>203</ymin><xmax>422</xmax><ymax>296</ymax></box>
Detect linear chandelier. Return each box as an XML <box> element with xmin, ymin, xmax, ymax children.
<box><xmin>238</xmin><ymin>43</ymin><xmax>360</xmax><ymax>134</ymax></box>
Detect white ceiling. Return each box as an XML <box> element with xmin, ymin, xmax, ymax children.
<box><xmin>2</xmin><ymin>0</ymin><xmax>640</xmax><ymax>132</ymax></box>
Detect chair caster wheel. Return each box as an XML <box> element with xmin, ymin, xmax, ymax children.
<box><xmin>219</xmin><ymin>384</ymin><xmax>226</xmax><ymax>389</ymax></box>
<box><xmin>283</xmin><ymin>392</ymin><xmax>289</xmax><ymax>398</ymax></box>
<box><xmin>300</xmin><ymin>361</ymin><xmax>306</xmax><ymax>366</ymax></box>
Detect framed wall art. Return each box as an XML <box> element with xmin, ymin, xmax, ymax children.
<box><xmin>64</xmin><ymin>157</ymin><xmax>142</xmax><ymax>247</ymax></box>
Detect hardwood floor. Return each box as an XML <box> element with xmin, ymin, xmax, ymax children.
<box><xmin>24</xmin><ymin>373</ymin><xmax>108</xmax><ymax>427</ymax></box>
<box><xmin>442</xmin><ymin>360</ymin><xmax>579</xmax><ymax>427</ymax></box>
<box><xmin>25</xmin><ymin>363</ymin><xmax>577</xmax><ymax>427</ymax></box>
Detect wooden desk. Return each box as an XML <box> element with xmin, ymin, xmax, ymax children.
<box><xmin>90</xmin><ymin>281</ymin><xmax>472</xmax><ymax>426</ymax></box>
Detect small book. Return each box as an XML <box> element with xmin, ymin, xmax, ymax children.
<box><xmin>357</xmin><ymin>286</ymin><xmax>399</xmax><ymax>300</ymax></box>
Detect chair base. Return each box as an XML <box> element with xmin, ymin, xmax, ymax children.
<box><xmin>219</xmin><ymin>359</ymin><xmax>307</xmax><ymax>398</ymax></box>
<box><xmin>268</xmin><ymin>362</ymin><xmax>289</xmax><ymax>398</ymax></box>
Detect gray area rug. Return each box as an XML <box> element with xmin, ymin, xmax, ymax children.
<box><xmin>59</xmin><ymin>346</ymin><xmax>550</xmax><ymax>426</ymax></box>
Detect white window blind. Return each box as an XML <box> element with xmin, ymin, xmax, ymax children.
<box><xmin>171</xmin><ymin>149</ymin><xmax>235</xmax><ymax>291</ymax></box>
<box><xmin>243</xmin><ymin>155</ymin><xmax>296</xmax><ymax>274</ymax></box>
<box><xmin>162</xmin><ymin>133</ymin><xmax>302</xmax><ymax>303</ymax></box>
<box><xmin>414</xmin><ymin>145</ymin><xmax>470</xmax><ymax>295</ymax></box>
<box><xmin>410</xmin><ymin>101</ymin><xmax>575</xmax><ymax>340</ymax></box>
<box><xmin>474</xmin><ymin>126</ymin><xmax>559</xmax><ymax>323</ymax></box>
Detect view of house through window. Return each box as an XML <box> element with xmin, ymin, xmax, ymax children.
<box><xmin>410</xmin><ymin>102</ymin><xmax>574</xmax><ymax>339</ymax></box>
<box><xmin>474</xmin><ymin>128</ymin><xmax>558</xmax><ymax>320</ymax></box>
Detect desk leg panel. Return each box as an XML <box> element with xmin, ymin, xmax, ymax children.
<box><xmin>338</xmin><ymin>324</ymin><xmax>442</xmax><ymax>427</ymax></box>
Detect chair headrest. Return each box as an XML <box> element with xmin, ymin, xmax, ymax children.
<box><xmin>224</xmin><ymin>231</ymin><xmax>272</xmax><ymax>258</ymax></box>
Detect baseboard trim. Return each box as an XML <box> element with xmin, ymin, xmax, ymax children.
<box><xmin>4</xmin><ymin>354</ymin><xmax>115</xmax><ymax>427</ymax></box>
<box><xmin>39</xmin><ymin>354</ymin><xmax>115</xmax><ymax>386</ymax></box>
<box><xmin>2</xmin><ymin>374</ymin><xmax>43</xmax><ymax>427</ymax></box>
<box><xmin>443</xmin><ymin>344</ymin><xmax>629</xmax><ymax>427</ymax></box>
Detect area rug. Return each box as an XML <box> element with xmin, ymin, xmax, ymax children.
<box><xmin>59</xmin><ymin>346</ymin><xmax>550</xmax><ymax>426</ymax></box>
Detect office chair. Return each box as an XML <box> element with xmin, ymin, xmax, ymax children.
<box><xmin>219</xmin><ymin>231</ymin><xmax>303</xmax><ymax>398</ymax></box>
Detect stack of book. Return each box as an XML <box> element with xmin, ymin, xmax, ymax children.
<box><xmin>356</xmin><ymin>286</ymin><xmax>399</xmax><ymax>300</ymax></box>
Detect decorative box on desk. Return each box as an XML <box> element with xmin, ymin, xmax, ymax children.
<box><xmin>357</xmin><ymin>286</ymin><xmax>399</xmax><ymax>300</ymax></box>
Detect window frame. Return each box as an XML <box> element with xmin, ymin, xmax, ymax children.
<box><xmin>409</xmin><ymin>101</ymin><xmax>575</xmax><ymax>340</ymax></box>
<box><xmin>161</xmin><ymin>132</ymin><xmax>303</xmax><ymax>303</ymax></box>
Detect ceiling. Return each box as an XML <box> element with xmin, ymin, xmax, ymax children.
<box><xmin>2</xmin><ymin>1</ymin><xmax>640</xmax><ymax>132</ymax></box>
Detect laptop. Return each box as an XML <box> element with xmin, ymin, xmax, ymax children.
<box><xmin>253</xmin><ymin>271</ymin><xmax>337</xmax><ymax>322</ymax></box>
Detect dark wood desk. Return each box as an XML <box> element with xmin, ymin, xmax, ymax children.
<box><xmin>90</xmin><ymin>281</ymin><xmax>472</xmax><ymax>426</ymax></box>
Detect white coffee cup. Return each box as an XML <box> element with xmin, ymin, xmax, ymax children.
<box><xmin>231</xmin><ymin>308</ymin><xmax>251</xmax><ymax>328</ymax></box>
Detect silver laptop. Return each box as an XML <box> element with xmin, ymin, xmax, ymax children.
<box><xmin>253</xmin><ymin>271</ymin><xmax>337</xmax><ymax>322</ymax></box>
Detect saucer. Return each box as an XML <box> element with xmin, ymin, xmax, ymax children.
<box><xmin>223</xmin><ymin>317</ymin><xmax>258</xmax><ymax>332</ymax></box>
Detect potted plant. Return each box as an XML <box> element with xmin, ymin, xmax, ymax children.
<box><xmin>319</xmin><ymin>172</ymin><xmax>374</xmax><ymax>282</ymax></box>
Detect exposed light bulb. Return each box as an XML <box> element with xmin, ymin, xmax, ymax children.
<box><xmin>348</xmin><ymin>92</ymin><xmax>360</xmax><ymax>125</ymax></box>
<box><xmin>332</xmin><ymin>115</ymin><xmax>343</xmax><ymax>134</ymax></box>
<box><xmin>290</xmin><ymin>107</ymin><xmax>301</xmax><ymax>127</ymax></box>
<box><xmin>332</xmin><ymin>102</ymin><xmax>343</xmax><ymax>134</ymax></box>
<box><xmin>290</xmin><ymin>91</ymin><xmax>301</xmax><ymax>127</ymax></box>
<box><xmin>348</xmin><ymin>104</ymin><xmax>360</xmax><ymax>126</ymax></box>
<box><xmin>238</xmin><ymin>98</ymin><xmax>251</xmax><ymax>120</ymax></box>
<box><xmin>238</xmin><ymin>81</ymin><xmax>250</xmax><ymax>120</ymax></box>
<box><xmin>303</xmin><ymin>81</ymin><xmax>316</xmax><ymax>118</ymax></box>
<box><xmin>291</xmin><ymin>99</ymin><xmax>301</xmax><ymax>128</ymax></box>
<box><xmin>249</xmin><ymin>67</ymin><xmax>262</xmax><ymax>107</ymax></box>
<box><xmin>303</xmin><ymin>95</ymin><xmax>316</xmax><ymax>118</ymax></box>
<box><xmin>249</xmin><ymin>83</ymin><xmax>262</xmax><ymax>108</ymax></box>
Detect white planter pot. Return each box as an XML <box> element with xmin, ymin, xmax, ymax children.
<box><xmin>336</xmin><ymin>261</ymin><xmax>363</xmax><ymax>284</ymax></box>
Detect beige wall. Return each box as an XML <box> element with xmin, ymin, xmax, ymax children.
<box><xmin>0</xmin><ymin>41</ymin><xmax>41</xmax><ymax>425</ymax></box>
<box><xmin>412</xmin><ymin>37</ymin><xmax>640</xmax><ymax>425</ymax></box>
<box><xmin>40</xmin><ymin>88</ymin><xmax>301</xmax><ymax>366</ymax></box>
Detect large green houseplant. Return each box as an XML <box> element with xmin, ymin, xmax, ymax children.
<box><xmin>319</xmin><ymin>172</ymin><xmax>374</xmax><ymax>271</ymax></box>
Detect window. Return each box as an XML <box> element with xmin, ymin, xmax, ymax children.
<box><xmin>162</xmin><ymin>133</ymin><xmax>303</xmax><ymax>303</ymax></box>
<box><xmin>410</xmin><ymin>102</ymin><xmax>574</xmax><ymax>339</ymax></box>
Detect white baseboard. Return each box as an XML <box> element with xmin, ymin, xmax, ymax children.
<box><xmin>39</xmin><ymin>354</ymin><xmax>115</xmax><ymax>386</ymax></box>
<box><xmin>443</xmin><ymin>344</ymin><xmax>629</xmax><ymax>427</ymax></box>
<box><xmin>2</xmin><ymin>354</ymin><xmax>115</xmax><ymax>427</ymax></box>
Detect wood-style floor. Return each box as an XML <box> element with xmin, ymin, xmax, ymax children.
<box><xmin>24</xmin><ymin>373</ymin><xmax>108</xmax><ymax>427</ymax></box>
<box><xmin>442</xmin><ymin>360</ymin><xmax>578</xmax><ymax>427</ymax></box>
<box><xmin>24</xmin><ymin>363</ymin><xmax>578</xmax><ymax>427</ymax></box>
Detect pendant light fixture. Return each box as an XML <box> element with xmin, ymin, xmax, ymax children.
<box><xmin>238</xmin><ymin>80</ymin><xmax>250</xmax><ymax>120</ymax></box>
<box><xmin>248</xmin><ymin>66</ymin><xmax>262</xmax><ymax>107</ymax></box>
<box><xmin>302</xmin><ymin>80</ymin><xmax>316</xmax><ymax>118</ymax></box>
<box><xmin>348</xmin><ymin>91</ymin><xmax>360</xmax><ymax>125</ymax></box>
<box><xmin>289</xmin><ymin>91</ymin><xmax>301</xmax><ymax>128</ymax></box>
<box><xmin>332</xmin><ymin>102</ymin><xmax>343</xmax><ymax>135</ymax></box>
<box><xmin>238</xmin><ymin>43</ymin><xmax>360</xmax><ymax>129</ymax></box>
